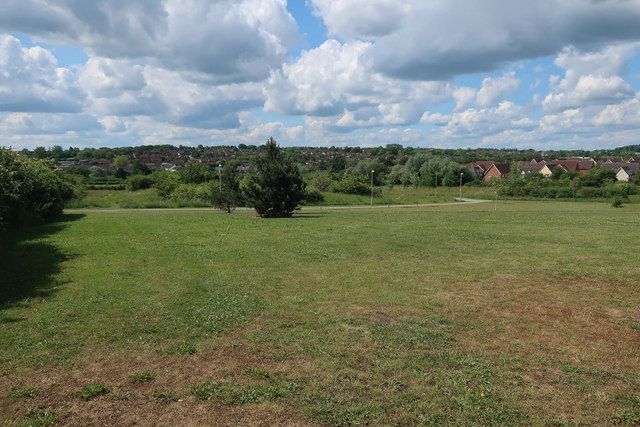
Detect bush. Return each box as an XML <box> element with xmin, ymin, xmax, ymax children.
<box><xmin>154</xmin><ymin>173</ymin><xmax>182</xmax><ymax>199</ymax></box>
<box><xmin>304</xmin><ymin>187</ymin><xmax>325</xmax><ymax>203</ymax></box>
<box><xmin>126</xmin><ymin>175</ymin><xmax>153</xmax><ymax>191</ymax></box>
<box><xmin>611</xmin><ymin>196</ymin><xmax>625</xmax><ymax>208</ymax></box>
<box><xmin>329</xmin><ymin>176</ymin><xmax>371</xmax><ymax>195</ymax></box>
<box><xmin>1</xmin><ymin>148</ymin><xmax>74</xmax><ymax>229</ymax></box>
<box><xmin>169</xmin><ymin>183</ymin><xmax>211</xmax><ymax>201</ymax></box>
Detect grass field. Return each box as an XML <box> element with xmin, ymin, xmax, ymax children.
<box><xmin>1</xmin><ymin>201</ymin><xmax>639</xmax><ymax>425</ymax></box>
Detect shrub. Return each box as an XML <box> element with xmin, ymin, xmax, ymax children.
<box><xmin>611</xmin><ymin>196</ymin><xmax>624</xmax><ymax>208</ymax></box>
<box><xmin>154</xmin><ymin>173</ymin><xmax>182</xmax><ymax>199</ymax></box>
<box><xmin>126</xmin><ymin>175</ymin><xmax>153</xmax><ymax>191</ymax></box>
<box><xmin>169</xmin><ymin>183</ymin><xmax>211</xmax><ymax>201</ymax></box>
<box><xmin>1</xmin><ymin>148</ymin><xmax>74</xmax><ymax>229</ymax></box>
<box><xmin>329</xmin><ymin>176</ymin><xmax>371</xmax><ymax>195</ymax></box>
<box><xmin>304</xmin><ymin>187</ymin><xmax>325</xmax><ymax>203</ymax></box>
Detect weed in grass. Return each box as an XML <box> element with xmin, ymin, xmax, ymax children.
<box><xmin>151</xmin><ymin>389</ymin><xmax>179</xmax><ymax>404</ymax></box>
<box><xmin>7</xmin><ymin>387</ymin><xmax>36</xmax><ymax>398</ymax></box>
<box><xmin>25</xmin><ymin>405</ymin><xmax>57</xmax><ymax>426</ymax></box>
<box><xmin>72</xmin><ymin>383</ymin><xmax>109</xmax><ymax>400</ymax></box>
<box><xmin>161</xmin><ymin>342</ymin><xmax>197</xmax><ymax>355</ymax></box>
<box><xmin>243</xmin><ymin>367</ymin><xmax>270</xmax><ymax>379</ymax></box>
<box><xmin>130</xmin><ymin>371</ymin><xmax>154</xmax><ymax>383</ymax></box>
<box><xmin>191</xmin><ymin>379</ymin><xmax>294</xmax><ymax>405</ymax></box>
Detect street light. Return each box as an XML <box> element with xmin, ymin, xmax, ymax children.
<box><xmin>371</xmin><ymin>170</ymin><xmax>375</xmax><ymax>207</ymax></box>
<box><xmin>218</xmin><ymin>164</ymin><xmax>222</xmax><ymax>191</ymax></box>
<box><xmin>459</xmin><ymin>172</ymin><xmax>463</xmax><ymax>202</ymax></box>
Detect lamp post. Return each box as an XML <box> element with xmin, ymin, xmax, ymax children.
<box><xmin>218</xmin><ymin>164</ymin><xmax>222</xmax><ymax>191</ymax></box>
<box><xmin>459</xmin><ymin>172</ymin><xmax>463</xmax><ymax>202</ymax></box>
<box><xmin>371</xmin><ymin>170</ymin><xmax>375</xmax><ymax>207</ymax></box>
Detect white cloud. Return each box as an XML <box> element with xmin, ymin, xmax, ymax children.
<box><xmin>475</xmin><ymin>72</ymin><xmax>520</xmax><ymax>108</ymax></box>
<box><xmin>0</xmin><ymin>112</ymin><xmax>102</xmax><ymax>135</ymax></box>
<box><xmin>264</xmin><ymin>39</ymin><xmax>451</xmax><ymax>132</ymax></box>
<box><xmin>310</xmin><ymin>0</ymin><xmax>640</xmax><ymax>81</ymax></box>
<box><xmin>0</xmin><ymin>35</ymin><xmax>85</xmax><ymax>112</ymax></box>
<box><xmin>543</xmin><ymin>44</ymin><xmax>638</xmax><ymax>112</ymax></box>
<box><xmin>453</xmin><ymin>87</ymin><xmax>477</xmax><ymax>111</ymax></box>
<box><xmin>0</xmin><ymin>0</ymin><xmax>298</xmax><ymax>84</ymax></box>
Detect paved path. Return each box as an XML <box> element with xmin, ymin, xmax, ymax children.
<box><xmin>64</xmin><ymin>198</ymin><xmax>490</xmax><ymax>214</ymax></box>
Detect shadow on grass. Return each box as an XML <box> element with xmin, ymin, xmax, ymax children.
<box><xmin>0</xmin><ymin>214</ymin><xmax>84</xmax><ymax>311</ymax></box>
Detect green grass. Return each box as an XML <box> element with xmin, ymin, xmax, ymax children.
<box><xmin>65</xmin><ymin>188</ymin><xmax>214</xmax><ymax>209</ymax></box>
<box><xmin>1</xmin><ymin>201</ymin><xmax>639</xmax><ymax>424</ymax></box>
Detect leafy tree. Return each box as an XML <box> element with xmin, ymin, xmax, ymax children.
<box><xmin>180</xmin><ymin>163</ymin><xmax>211</xmax><ymax>184</ymax></box>
<box><xmin>89</xmin><ymin>166</ymin><xmax>109</xmax><ymax>178</ymax></box>
<box><xmin>113</xmin><ymin>155</ymin><xmax>129</xmax><ymax>169</ymax></box>
<box><xmin>131</xmin><ymin>160</ymin><xmax>151</xmax><ymax>175</ymax></box>
<box><xmin>243</xmin><ymin>137</ymin><xmax>306</xmax><ymax>218</ymax></box>
<box><xmin>211</xmin><ymin>161</ymin><xmax>243</xmax><ymax>213</ymax></box>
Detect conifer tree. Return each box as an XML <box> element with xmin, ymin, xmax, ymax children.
<box><xmin>243</xmin><ymin>137</ymin><xmax>305</xmax><ymax>218</ymax></box>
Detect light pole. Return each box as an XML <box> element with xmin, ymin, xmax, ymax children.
<box><xmin>459</xmin><ymin>172</ymin><xmax>463</xmax><ymax>202</ymax></box>
<box><xmin>218</xmin><ymin>164</ymin><xmax>222</xmax><ymax>191</ymax></box>
<box><xmin>370</xmin><ymin>170</ymin><xmax>375</xmax><ymax>207</ymax></box>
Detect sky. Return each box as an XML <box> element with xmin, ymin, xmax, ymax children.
<box><xmin>1</xmin><ymin>1</ymin><xmax>640</xmax><ymax>150</ymax></box>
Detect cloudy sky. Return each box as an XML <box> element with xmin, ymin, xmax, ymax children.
<box><xmin>1</xmin><ymin>0</ymin><xmax>640</xmax><ymax>150</ymax></box>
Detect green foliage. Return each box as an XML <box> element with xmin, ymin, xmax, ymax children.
<box><xmin>0</xmin><ymin>148</ymin><xmax>74</xmax><ymax>229</ymax></box>
<box><xmin>88</xmin><ymin>166</ymin><xmax>109</xmax><ymax>178</ymax></box>
<box><xmin>113</xmin><ymin>155</ymin><xmax>130</xmax><ymax>169</ymax></box>
<box><xmin>72</xmin><ymin>383</ymin><xmax>109</xmax><ymax>400</ymax></box>
<box><xmin>126</xmin><ymin>175</ymin><xmax>153</xmax><ymax>191</ymax></box>
<box><xmin>329</xmin><ymin>175</ymin><xmax>373</xmax><ymax>196</ymax></box>
<box><xmin>154</xmin><ymin>172</ymin><xmax>182</xmax><ymax>198</ymax></box>
<box><xmin>169</xmin><ymin>183</ymin><xmax>211</xmax><ymax>202</ymax></box>
<box><xmin>180</xmin><ymin>163</ymin><xmax>213</xmax><ymax>184</ymax></box>
<box><xmin>190</xmin><ymin>379</ymin><xmax>290</xmax><ymax>405</ymax></box>
<box><xmin>211</xmin><ymin>162</ymin><xmax>243</xmax><ymax>213</ymax></box>
<box><xmin>7</xmin><ymin>387</ymin><xmax>36</xmax><ymax>398</ymax></box>
<box><xmin>131</xmin><ymin>160</ymin><xmax>151</xmax><ymax>175</ymax></box>
<box><xmin>25</xmin><ymin>405</ymin><xmax>57</xmax><ymax>426</ymax></box>
<box><xmin>152</xmin><ymin>389</ymin><xmax>180</xmax><ymax>404</ymax></box>
<box><xmin>243</xmin><ymin>137</ymin><xmax>306</xmax><ymax>218</ymax></box>
<box><xmin>130</xmin><ymin>371</ymin><xmax>154</xmax><ymax>383</ymax></box>
<box><xmin>611</xmin><ymin>196</ymin><xmax>624</xmax><ymax>208</ymax></box>
<box><xmin>303</xmin><ymin>187</ymin><xmax>325</xmax><ymax>203</ymax></box>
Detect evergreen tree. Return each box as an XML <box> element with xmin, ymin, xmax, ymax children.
<box><xmin>243</xmin><ymin>137</ymin><xmax>305</xmax><ymax>218</ymax></box>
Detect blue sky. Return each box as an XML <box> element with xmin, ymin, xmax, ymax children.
<box><xmin>1</xmin><ymin>0</ymin><xmax>640</xmax><ymax>150</ymax></box>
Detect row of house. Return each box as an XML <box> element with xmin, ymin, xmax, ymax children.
<box><xmin>464</xmin><ymin>157</ymin><xmax>639</xmax><ymax>182</ymax></box>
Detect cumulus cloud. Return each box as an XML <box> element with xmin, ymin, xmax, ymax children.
<box><xmin>543</xmin><ymin>44</ymin><xmax>638</xmax><ymax>112</ymax></box>
<box><xmin>310</xmin><ymin>0</ymin><xmax>640</xmax><ymax>81</ymax></box>
<box><xmin>475</xmin><ymin>72</ymin><xmax>520</xmax><ymax>108</ymax></box>
<box><xmin>0</xmin><ymin>35</ymin><xmax>85</xmax><ymax>112</ymax></box>
<box><xmin>264</xmin><ymin>39</ymin><xmax>451</xmax><ymax>132</ymax></box>
<box><xmin>0</xmin><ymin>0</ymin><xmax>298</xmax><ymax>83</ymax></box>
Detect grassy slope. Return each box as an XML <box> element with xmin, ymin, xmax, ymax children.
<box><xmin>1</xmin><ymin>201</ymin><xmax>639</xmax><ymax>425</ymax></box>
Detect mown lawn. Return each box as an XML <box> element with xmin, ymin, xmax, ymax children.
<box><xmin>1</xmin><ymin>201</ymin><xmax>639</xmax><ymax>425</ymax></box>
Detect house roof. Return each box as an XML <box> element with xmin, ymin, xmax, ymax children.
<box><xmin>473</xmin><ymin>161</ymin><xmax>495</xmax><ymax>173</ymax></box>
<box><xmin>490</xmin><ymin>163</ymin><xmax>511</xmax><ymax>175</ymax></box>
<box><xmin>552</xmin><ymin>159</ymin><xmax>579</xmax><ymax>171</ymax></box>
<box><xmin>520</xmin><ymin>164</ymin><xmax>544</xmax><ymax>173</ymax></box>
